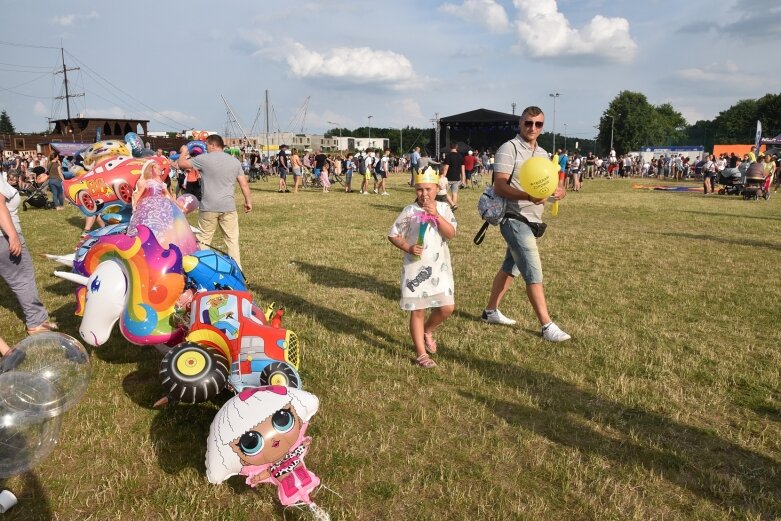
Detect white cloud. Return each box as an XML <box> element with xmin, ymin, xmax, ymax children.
<box><xmin>440</xmin><ymin>0</ymin><xmax>510</xmax><ymax>33</ymax></box>
<box><xmin>152</xmin><ymin>110</ymin><xmax>197</xmax><ymax>123</ymax></box>
<box><xmin>50</xmin><ymin>11</ymin><xmax>99</xmax><ymax>27</ymax></box>
<box><xmin>511</xmin><ymin>0</ymin><xmax>637</xmax><ymax>63</ymax></box>
<box><xmin>33</xmin><ymin>102</ymin><xmax>48</xmax><ymax>116</ymax></box>
<box><xmin>50</xmin><ymin>14</ymin><xmax>75</xmax><ymax>26</ymax></box>
<box><xmin>667</xmin><ymin>61</ymin><xmax>774</xmax><ymax>114</ymax></box>
<box><xmin>284</xmin><ymin>42</ymin><xmax>416</xmax><ymax>85</ymax></box>
<box><xmin>677</xmin><ymin>60</ymin><xmax>740</xmax><ymax>82</ymax></box>
<box><xmin>396</xmin><ymin>99</ymin><xmax>427</xmax><ymax>127</ymax></box>
<box><xmin>82</xmin><ymin>106</ymin><xmax>127</xmax><ymax>119</ymax></box>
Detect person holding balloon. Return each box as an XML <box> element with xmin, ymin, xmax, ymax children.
<box><xmin>481</xmin><ymin>106</ymin><xmax>570</xmax><ymax>342</ymax></box>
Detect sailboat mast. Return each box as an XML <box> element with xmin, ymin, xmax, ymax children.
<box><xmin>265</xmin><ymin>90</ymin><xmax>270</xmax><ymax>160</ymax></box>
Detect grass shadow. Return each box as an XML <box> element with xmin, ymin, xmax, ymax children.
<box><xmin>42</xmin><ymin>277</ymin><xmax>81</xmax><ymax>298</ymax></box>
<box><xmin>0</xmin><ymin>473</ymin><xmax>52</xmax><ymax>521</ymax></box>
<box><xmin>121</xmin><ymin>356</ymin><xmax>165</xmax><ymax>410</ymax></box>
<box><xmin>661</xmin><ymin>231</ymin><xmax>781</xmax><ymax>251</ymax></box>
<box><xmin>446</xmin><ymin>351</ymin><xmax>781</xmax><ymax>518</ymax></box>
<box><xmin>368</xmin><ymin>203</ymin><xmax>406</xmax><ymax>213</ymax></box>
<box><xmin>248</xmin><ymin>283</ymin><xmax>400</xmax><ymax>356</ymax></box>
<box><xmin>149</xmin><ymin>403</ymin><xmax>219</xmax><ymax>475</ymax></box>
<box><xmin>65</xmin><ymin>216</ymin><xmax>86</xmax><ymax>230</ymax></box>
<box><xmin>293</xmin><ymin>261</ymin><xmax>397</xmax><ymax>301</ymax></box>
<box><xmin>677</xmin><ymin>210</ymin><xmax>781</xmax><ymax>222</ymax></box>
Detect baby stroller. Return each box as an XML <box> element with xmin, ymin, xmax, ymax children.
<box><xmin>741</xmin><ymin>163</ymin><xmax>771</xmax><ymax>200</ymax></box>
<box><xmin>716</xmin><ymin>168</ymin><xmax>744</xmax><ymax>196</ymax></box>
<box><xmin>22</xmin><ymin>173</ymin><xmax>54</xmax><ymax>211</ymax></box>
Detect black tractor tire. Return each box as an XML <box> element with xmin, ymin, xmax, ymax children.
<box><xmin>258</xmin><ymin>362</ymin><xmax>300</xmax><ymax>389</ymax></box>
<box><xmin>159</xmin><ymin>342</ymin><xmax>229</xmax><ymax>404</ymax></box>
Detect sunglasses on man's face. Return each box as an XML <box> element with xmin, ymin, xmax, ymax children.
<box><xmin>523</xmin><ymin>121</ymin><xmax>544</xmax><ymax>129</ymax></box>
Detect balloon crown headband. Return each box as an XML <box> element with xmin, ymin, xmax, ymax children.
<box><xmin>414</xmin><ymin>166</ymin><xmax>439</xmax><ymax>185</ymax></box>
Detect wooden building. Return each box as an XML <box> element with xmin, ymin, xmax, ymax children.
<box><xmin>1</xmin><ymin>116</ymin><xmax>189</xmax><ymax>158</ymax></box>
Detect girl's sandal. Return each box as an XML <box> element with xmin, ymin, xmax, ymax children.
<box><xmin>27</xmin><ymin>320</ymin><xmax>58</xmax><ymax>335</ymax></box>
<box><xmin>415</xmin><ymin>354</ymin><xmax>437</xmax><ymax>368</ymax></box>
<box><xmin>423</xmin><ymin>332</ymin><xmax>437</xmax><ymax>354</ymax></box>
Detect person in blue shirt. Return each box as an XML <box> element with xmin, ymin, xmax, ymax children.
<box><xmin>558</xmin><ymin>149</ymin><xmax>569</xmax><ymax>174</ymax></box>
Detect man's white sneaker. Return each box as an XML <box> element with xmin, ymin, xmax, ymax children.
<box><xmin>481</xmin><ymin>309</ymin><xmax>517</xmax><ymax>326</ymax></box>
<box><xmin>373</xmin><ymin>189</ymin><xmax>378</xmax><ymax>194</ymax></box>
<box><xmin>541</xmin><ymin>322</ymin><xmax>571</xmax><ymax>342</ymax></box>
<box><xmin>381</xmin><ymin>192</ymin><xmax>389</xmax><ymax>196</ymax></box>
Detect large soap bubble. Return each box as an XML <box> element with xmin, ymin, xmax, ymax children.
<box><xmin>0</xmin><ymin>372</ymin><xmax>62</xmax><ymax>478</ymax></box>
<box><xmin>1</xmin><ymin>333</ymin><xmax>91</xmax><ymax>418</ymax></box>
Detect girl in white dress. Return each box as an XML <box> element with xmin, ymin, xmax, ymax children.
<box><xmin>388</xmin><ymin>167</ymin><xmax>457</xmax><ymax>368</ymax></box>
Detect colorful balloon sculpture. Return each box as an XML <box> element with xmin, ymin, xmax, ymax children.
<box><xmin>206</xmin><ymin>387</ymin><xmax>329</xmax><ymax>519</ymax></box>
<box><xmin>82</xmin><ymin>140</ymin><xmax>131</xmax><ymax>170</ymax></box>
<box><xmin>55</xmin><ymin>225</ymin><xmax>185</xmax><ymax>347</ymax></box>
<box><xmin>128</xmin><ymin>164</ymin><xmax>197</xmax><ymax>255</ymax></box>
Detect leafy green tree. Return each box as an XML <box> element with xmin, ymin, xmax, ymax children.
<box><xmin>756</xmin><ymin>93</ymin><xmax>781</xmax><ymax>138</ymax></box>
<box><xmin>597</xmin><ymin>91</ymin><xmax>657</xmax><ymax>154</ymax></box>
<box><xmin>712</xmin><ymin>99</ymin><xmax>758</xmax><ymax>143</ymax></box>
<box><xmin>0</xmin><ymin>110</ymin><xmax>15</xmax><ymax>134</ymax></box>
<box><xmin>599</xmin><ymin>90</ymin><xmax>781</xmax><ymax>154</ymax></box>
<box><xmin>684</xmin><ymin>120</ymin><xmax>716</xmax><ymax>151</ymax></box>
<box><xmin>653</xmin><ymin>103</ymin><xmax>687</xmax><ymax>146</ymax></box>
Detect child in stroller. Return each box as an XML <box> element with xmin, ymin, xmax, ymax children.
<box><xmin>13</xmin><ymin>170</ymin><xmax>54</xmax><ymax>211</ymax></box>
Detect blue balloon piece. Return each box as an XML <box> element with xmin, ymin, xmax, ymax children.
<box><xmin>184</xmin><ymin>249</ymin><xmax>246</xmax><ymax>292</ymax></box>
<box><xmin>124</xmin><ymin>132</ymin><xmax>145</xmax><ymax>155</ymax></box>
<box><xmin>186</xmin><ymin>141</ymin><xmax>207</xmax><ymax>157</ymax></box>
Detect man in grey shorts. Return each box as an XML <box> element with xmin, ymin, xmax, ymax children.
<box><xmin>481</xmin><ymin>106</ymin><xmax>570</xmax><ymax>342</ymax></box>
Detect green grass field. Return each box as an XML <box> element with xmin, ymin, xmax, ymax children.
<box><xmin>1</xmin><ymin>174</ymin><xmax>780</xmax><ymax>520</ymax></box>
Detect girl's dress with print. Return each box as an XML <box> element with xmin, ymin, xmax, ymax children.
<box><xmin>128</xmin><ymin>178</ymin><xmax>198</xmax><ymax>255</ymax></box>
<box><xmin>388</xmin><ymin>201</ymin><xmax>457</xmax><ymax>311</ymax></box>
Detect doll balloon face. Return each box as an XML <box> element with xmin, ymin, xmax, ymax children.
<box><xmin>231</xmin><ymin>407</ymin><xmax>303</xmax><ymax>465</ymax></box>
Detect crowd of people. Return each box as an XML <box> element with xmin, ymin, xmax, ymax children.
<box><xmin>536</xmin><ymin>147</ymin><xmax>781</xmax><ymax>195</ymax></box>
<box><xmin>4</xmin><ymin>118</ymin><xmax>781</xmax><ymax>371</ymax></box>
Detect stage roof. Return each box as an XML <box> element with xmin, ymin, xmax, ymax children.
<box><xmin>439</xmin><ymin>108</ymin><xmax>519</xmax><ymax>124</ymax></box>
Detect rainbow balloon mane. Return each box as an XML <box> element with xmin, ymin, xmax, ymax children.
<box><xmin>81</xmin><ymin>225</ymin><xmax>184</xmax><ymax>344</ymax></box>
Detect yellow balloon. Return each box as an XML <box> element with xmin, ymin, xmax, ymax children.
<box><xmin>519</xmin><ymin>156</ymin><xmax>559</xmax><ymax>199</ymax></box>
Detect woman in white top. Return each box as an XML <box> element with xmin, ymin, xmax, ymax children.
<box><xmin>0</xmin><ymin>174</ymin><xmax>57</xmax><ymax>336</ymax></box>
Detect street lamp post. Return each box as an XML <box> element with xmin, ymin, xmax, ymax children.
<box><xmin>549</xmin><ymin>92</ymin><xmax>560</xmax><ymax>151</ymax></box>
<box><xmin>327</xmin><ymin>121</ymin><xmax>341</xmax><ymax>151</ymax></box>
<box><xmin>563</xmin><ymin>123</ymin><xmax>568</xmax><ymax>151</ymax></box>
<box><xmin>367</xmin><ymin>115</ymin><xmax>373</xmax><ymax>150</ymax></box>
<box><xmin>607</xmin><ymin>113</ymin><xmax>621</xmax><ymax>153</ymax></box>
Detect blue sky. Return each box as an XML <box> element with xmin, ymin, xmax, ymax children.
<box><xmin>1</xmin><ymin>0</ymin><xmax>779</xmax><ymax>143</ymax></box>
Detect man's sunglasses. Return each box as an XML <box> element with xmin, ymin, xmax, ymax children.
<box><xmin>523</xmin><ymin>121</ymin><xmax>544</xmax><ymax>128</ymax></box>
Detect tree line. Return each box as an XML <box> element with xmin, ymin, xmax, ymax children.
<box><xmin>597</xmin><ymin>90</ymin><xmax>781</xmax><ymax>155</ymax></box>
